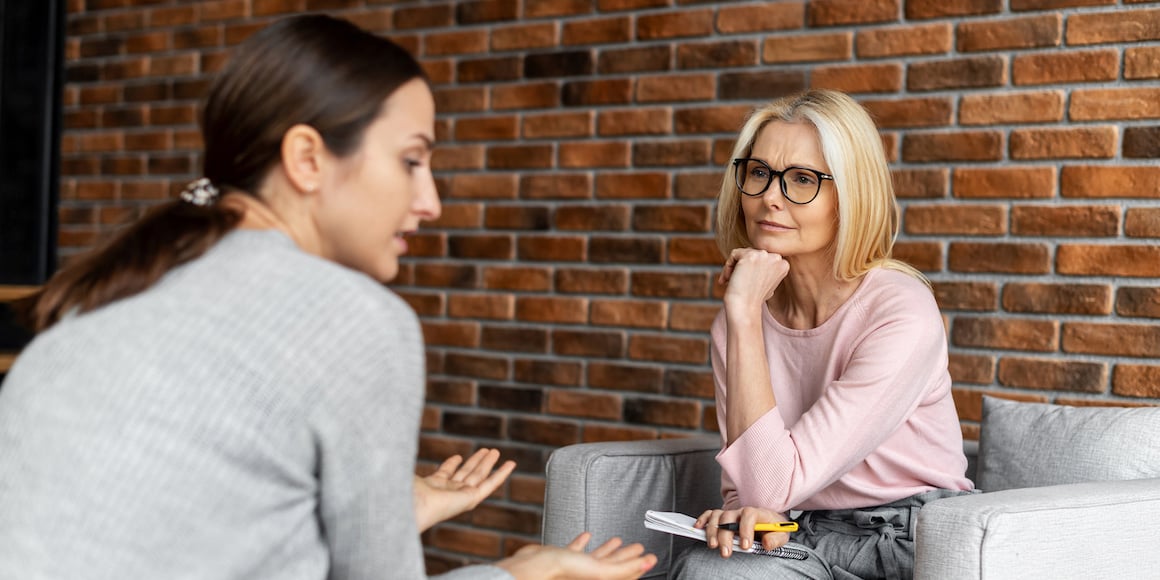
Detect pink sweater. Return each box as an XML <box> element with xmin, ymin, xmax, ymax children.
<box><xmin>711</xmin><ymin>267</ymin><xmax>972</xmax><ymax>513</ymax></box>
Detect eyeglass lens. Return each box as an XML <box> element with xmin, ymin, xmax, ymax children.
<box><xmin>735</xmin><ymin>159</ymin><xmax>823</xmax><ymax>204</ymax></box>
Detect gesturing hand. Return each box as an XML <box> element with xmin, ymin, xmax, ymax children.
<box><xmin>413</xmin><ymin>448</ymin><xmax>516</xmax><ymax>532</ymax></box>
<box><xmin>694</xmin><ymin>506</ymin><xmax>791</xmax><ymax>558</ymax></box>
<box><xmin>719</xmin><ymin>248</ymin><xmax>790</xmax><ymax>312</ymax></box>
<box><xmin>499</xmin><ymin>532</ymin><xmax>657</xmax><ymax>580</ymax></box>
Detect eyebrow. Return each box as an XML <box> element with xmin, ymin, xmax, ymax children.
<box><xmin>748</xmin><ymin>156</ymin><xmax>828</xmax><ymax>173</ymax></box>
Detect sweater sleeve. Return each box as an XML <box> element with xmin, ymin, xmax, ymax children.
<box><xmin>713</xmin><ymin>283</ymin><xmax>950</xmax><ymax>513</ymax></box>
<box><xmin>309</xmin><ymin>288</ymin><xmax>512</xmax><ymax>580</ymax></box>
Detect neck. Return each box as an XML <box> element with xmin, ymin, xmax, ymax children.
<box><xmin>769</xmin><ymin>256</ymin><xmax>860</xmax><ymax>330</ymax></box>
<box><xmin>221</xmin><ymin>190</ymin><xmax>323</xmax><ymax>258</ymax></box>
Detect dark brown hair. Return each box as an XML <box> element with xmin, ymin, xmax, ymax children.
<box><xmin>25</xmin><ymin>14</ymin><xmax>426</xmax><ymax>331</ymax></box>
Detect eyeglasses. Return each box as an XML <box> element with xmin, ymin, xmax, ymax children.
<box><xmin>732</xmin><ymin>157</ymin><xmax>834</xmax><ymax>205</ymax></box>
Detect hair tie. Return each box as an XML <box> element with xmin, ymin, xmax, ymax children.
<box><xmin>179</xmin><ymin>177</ymin><xmax>221</xmax><ymax>206</ymax></box>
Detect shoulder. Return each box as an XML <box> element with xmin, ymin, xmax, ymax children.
<box><xmin>850</xmin><ymin>268</ymin><xmax>943</xmax><ymax>339</ymax></box>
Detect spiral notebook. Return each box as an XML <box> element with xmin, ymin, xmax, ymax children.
<box><xmin>643</xmin><ymin>510</ymin><xmax>809</xmax><ymax>560</ymax></box>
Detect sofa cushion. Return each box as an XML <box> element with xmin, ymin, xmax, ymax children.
<box><xmin>977</xmin><ymin>396</ymin><xmax>1160</xmax><ymax>492</ymax></box>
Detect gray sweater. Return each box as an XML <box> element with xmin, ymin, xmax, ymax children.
<box><xmin>0</xmin><ymin>229</ymin><xmax>511</xmax><ymax>580</ymax></box>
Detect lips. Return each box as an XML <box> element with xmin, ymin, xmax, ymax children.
<box><xmin>757</xmin><ymin>220</ymin><xmax>794</xmax><ymax>231</ymax></box>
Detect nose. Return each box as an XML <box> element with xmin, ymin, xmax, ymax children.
<box><xmin>763</xmin><ymin>177</ymin><xmax>785</xmax><ymax>210</ymax></box>
<box><xmin>413</xmin><ymin>171</ymin><xmax>442</xmax><ymax>221</ymax></box>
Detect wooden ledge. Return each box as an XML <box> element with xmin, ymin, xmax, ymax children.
<box><xmin>0</xmin><ymin>286</ymin><xmax>38</xmax><ymax>303</ymax></box>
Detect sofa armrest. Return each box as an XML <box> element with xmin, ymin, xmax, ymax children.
<box><xmin>916</xmin><ymin>477</ymin><xmax>1160</xmax><ymax>580</ymax></box>
<box><xmin>542</xmin><ymin>436</ymin><xmax>721</xmax><ymax>579</ymax></box>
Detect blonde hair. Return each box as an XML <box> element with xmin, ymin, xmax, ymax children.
<box><xmin>715</xmin><ymin>89</ymin><xmax>927</xmax><ymax>286</ymax></box>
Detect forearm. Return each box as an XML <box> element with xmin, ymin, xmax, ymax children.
<box><xmin>724</xmin><ymin>304</ymin><xmax>776</xmax><ymax>446</ymax></box>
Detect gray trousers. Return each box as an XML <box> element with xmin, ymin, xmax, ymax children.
<box><xmin>671</xmin><ymin>489</ymin><xmax>974</xmax><ymax>580</ymax></box>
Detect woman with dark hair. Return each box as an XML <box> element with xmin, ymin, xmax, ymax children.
<box><xmin>0</xmin><ymin>15</ymin><xmax>654</xmax><ymax>580</ymax></box>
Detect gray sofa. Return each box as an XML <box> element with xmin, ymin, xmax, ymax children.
<box><xmin>542</xmin><ymin>397</ymin><xmax>1160</xmax><ymax>579</ymax></box>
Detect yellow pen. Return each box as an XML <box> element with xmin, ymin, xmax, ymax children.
<box><xmin>718</xmin><ymin>521</ymin><xmax>799</xmax><ymax>533</ymax></box>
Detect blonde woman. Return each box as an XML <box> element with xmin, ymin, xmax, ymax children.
<box><xmin>673</xmin><ymin>90</ymin><xmax>973</xmax><ymax>580</ymax></box>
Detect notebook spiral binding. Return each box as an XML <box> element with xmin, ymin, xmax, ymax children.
<box><xmin>751</xmin><ymin>546</ymin><xmax>809</xmax><ymax>560</ymax></box>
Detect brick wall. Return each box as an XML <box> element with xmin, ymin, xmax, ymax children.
<box><xmin>59</xmin><ymin>0</ymin><xmax>1160</xmax><ymax>570</ymax></box>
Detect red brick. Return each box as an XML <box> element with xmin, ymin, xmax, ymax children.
<box><xmin>951</xmin><ymin>317</ymin><xmax>1058</xmax><ymax>352</ymax></box>
<box><xmin>556</xmin><ymin>268</ymin><xmax>629</xmax><ymax>294</ymax></box>
<box><xmin>553</xmin><ymin>329</ymin><xmax>625</xmax><ymax>358</ymax></box>
<box><xmin>957</xmin><ymin>14</ymin><xmax>1061</xmax><ymax>52</ymax></box>
<box><xmin>1061</xmin><ymin>166</ymin><xmax>1160</xmax><ymax>199</ymax></box>
<box><xmin>719</xmin><ymin>70</ymin><xmax>807</xmax><ymax>100</ymax></box>
<box><xmin>562</xmin><ymin>16</ymin><xmax>631</xmax><ymax>46</ymax></box>
<box><xmin>487</xmin><ymin>145</ymin><xmax>553</xmax><ymax>170</ymax></box>
<box><xmin>559</xmin><ymin>141</ymin><xmax>630</xmax><ymax>168</ymax></box>
<box><xmin>908</xmin><ymin>56</ymin><xmax>1006</xmax><ymax>91</ymax></box>
<box><xmin>454</xmin><ymin>116</ymin><xmax>518</xmax><ymax>141</ymax></box>
<box><xmin>1010</xmin><ymin>205</ymin><xmax>1120</xmax><ymax>237</ymax></box>
<box><xmin>904</xmin><ymin>205</ymin><xmax>1007</xmax><ymax>235</ymax></box>
<box><xmin>514</xmin><ymin>358</ymin><xmax>582</xmax><ymax>386</ymax></box>
<box><xmin>1125</xmin><ymin>208</ymin><xmax>1160</xmax><ymax>238</ymax></box>
<box><xmin>673</xmin><ymin>104</ymin><xmax>751</xmax><ymax>134</ymax></box>
<box><xmin>484</xmin><ymin>206</ymin><xmax>550</xmax><ymax>231</ymax></box>
<box><xmin>669</xmin><ymin>304</ymin><xmax>720</xmax><ymax>333</ymax></box>
<box><xmin>948</xmin><ymin>242</ymin><xmax>1050</xmax><ymax>274</ymax></box>
<box><xmin>812</xmin><ymin>63</ymin><xmax>902</xmax><ymax>94</ymax></box>
<box><xmin>492</xmin><ymin>83</ymin><xmax>558</xmax><ymax>111</ymax></box>
<box><xmin>678</xmin><ymin>40</ymin><xmax>758</xmax><ymax>69</ymax></box>
<box><xmin>669</xmin><ymin>237</ymin><xmax>723</xmax><ymax>265</ymax></box>
<box><xmin>1067</xmin><ymin>8</ymin><xmax>1160</xmax><ymax>45</ymax></box>
<box><xmin>427</xmin><ymin>526</ymin><xmax>501</xmax><ymax>558</ymax></box>
<box><xmin>1058</xmin><ymin>244</ymin><xmax>1160</xmax><ymax>277</ymax></box>
<box><xmin>448</xmin><ymin>234</ymin><xmax>514</xmax><ymax>260</ymax></box>
<box><xmin>637</xmin><ymin>9</ymin><xmax>713</xmax><ymax>40</ymax></box>
<box><xmin>562</xmin><ymin>78</ymin><xmax>633</xmax><ymax>106</ymax></box>
<box><xmin>959</xmin><ymin>91</ymin><xmax>1064</xmax><ymax>126</ymax></box>
<box><xmin>482</xmin><ymin>266</ymin><xmax>551</xmax><ymax>292</ymax></box>
<box><xmin>907</xmin><ymin>0</ymin><xmax>1001</xmax><ymax>18</ymax></box>
<box><xmin>809</xmin><ymin>0</ymin><xmax>899</xmax><ymax>26</ymax></box>
<box><xmin>902</xmin><ymin>131</ymin><xmax>1002</xmax><ymax>162</ymax></box>
<box><xmin>432</xmin><ymin>87</ymin><xmax>486</xmax><ymax>113</ymax></box>
<box><xmin>444</xmin><ymin>354</ymin><xmax>509</xmax><ymax>381</ymax></box>
<box><xmin>429</xmin><ymin>204</ymin><xmax>482</xmax><ymax>230</ymax></box>
<box><xmin>633</xmin><ymin>140</ymin><xmax>711</xmax><ymax>166</ymax></box>
<box><xmin>414</xmin><ymin>264</ymin><xmax>479</xmax><ymax>289</ymax></box>
<box><xmin>949</xmin><ymin>355</ymin><xmax>996</xmax><ymax>385</ymax></box>
<box><xmin>588</xmin><ymin>362</ymin><xmax>664</xmax><ymax>393</ymax></box>
<box><xmin>457</xmin><ymin>56</ymin><xmax>521</xmax><ymax>83</ymax></box>
<box><xmin>598</xmin><ymin>108</ymin><xmax>672</xmax><ymax>137</ymax></box>
<box><xmin>597</xmin><ymin>45</ymin><xmax>672</xmax><ymax>74</ymax></box>
<box><xmin>432</xmin><ymin>145</ymin><xmax>485</xmax><ymax>171</ymax></box>
<box><xmin>998</xmin><ymin>358</ymin><xmax>1107</xmax><ymax>392</ymax></box>
<box><xmin>716</xmin><ymin>2</ymin><xmax>804</xmax><ymax>34</ymax></box>
<box><xmin>508</xmin><ymin>474</ymin><xmax>546</xmax><ymax>504</ymax></box>
<box><xmin>1010</xmin><ymin>126</ymin><xmax>1117</xmax><ymax>160</ymax></box>
<box><xmin>630</xmin><ymin>271</ymin><xmax>709</xmax><ymax>298</ymax></box>
<box><xmin>394</xmin><ymin>4</ymin><xmax>453</xmax><ymax>29</ymax></box>
<box><xmin>589</xmin><ymin>236</ymin><xmax>664</xmax><ymax>263</ymax></box>
<box><xmin>933</xmin><ymin>281</ymin><xmax>998</xmax><ymax>311</ymax></box>
<box><xmin>629</xmin><ymin>334</ymin><xmax>709</xmax><ymax>364</ymax></box>
<box><xmin>675</xmin><ymin>171</ymin><xmax>724</xmax><ymax>199</ymax></box>
<box><xmin>520</xmin><ymin>174</ymin><xmax>592</xmax><ymax>200</ymax></box>
<box><xmin>1072</xmin><ymin>88</ymin><xmax>1160</xmax><ymax>121</ymax></box>
<box><xmin>623</xmin><ymin>397</ymin><xmax>701</xmax><ymax>429</ymax></box>
<box><xmin>1063</xmin><ymin>323</ymin><xmax>1160</xmax><ymax>357</ymax></box>
<box><xmin>636</xmin><ymin>73</ymin><xmax>716</xmax><ymax>103</ymax></box>
<box><xmin>490</xmin><ymin>23</ymin><xmax>556</xmax><ymax>52</ymax></box>
<box><xmin>1013</xmin><ymin>49</ymin><xmax>1118</xmax><ymax>86</ymax></box>
<box><xmin>1113</xmin><ymin>365</ymin><xmax>1160</xmax><ymax>398</ymax></box>
<box><xmin>1012</xmin><ymin>0</ymin><xmax>1112</xmax><ymax>9</ymax></box>
<box><xmin>582</xmin><ymin>424</ymin><xmax>658</xmax><ymax>443</ymax></box>
<box><xmin>1125</xmin><ymin>46</ymin><xmax>1160</xmax><ymax>80</ymax></box>
<box><xmin>953</xmin><ymin>167</ymin><xmax>1056</xmax><ymax>199</ymax></box>
<box><xmin>555</xmin><ymin>204</ymin><xmax>631</xmax><ymax>231</ymax></box>
<box><xmin>422</xmin><ymin>321</ymin><xmax>481</xmax><ymax>348</ymax></box>
<box><xmin>1004</xmin><ymin>283</ymin><xmax>1113</xmax><ymax>315</ymax></box>
<box><xmin>763</xmin><ymin>32</ymin><xmax>851</xmax><ymax>63</ymax></box>
<box><xmin>590</xmin><ymin>299</ymin><xmax>668</xmax><ymax>328</ymax></box>
<box><xmin>517</xmin><ymin>235</ymin><xmax>587</xmax><ymax>262</ymax></box>
<box><xmin>526</xmin><ymin>0</ymin><xmax>594</xmax><ymax>18</ymax></box>
<box><xmin>546</xmin><ymin>390</ymin><xmax>622</xmax><ymax>420</ymax></box>
<box><xmin>522</xmin><ymin>112</ymin><xmax>593</xmax><ymax>140</ymax></box>
<box><xmin>516</xmin><ymin>296</ymin><xmax>588</xmax><ymax>324</ymax></box>
<box><xmin>445</xmin><ymin>174</ymin><xmax>518</xmax><ymax>200</ymax></box>
<box><xmin>856</xmin><ymin>23</ymin><xmax>951</xmax><ymax>58</ymax></box>
<box><xmin>633</xmin><ymin>205</ymin><xmax>711</xmax><ymax>233</ymax></box>
<box><xmin>862</xmin><ymin>97</ymin><xmax>952</xmax><ymax>129</ymax></box>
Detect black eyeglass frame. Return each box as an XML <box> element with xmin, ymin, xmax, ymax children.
<box><xmin>731</xmin><ymin>157</ymin><xmax>834</xmax><ymax>205</ymax></box>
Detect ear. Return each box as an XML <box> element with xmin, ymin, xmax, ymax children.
<box><xmin>280</xmin><ymin>124</ymin><xmax>327</xmax><ymax>196</ymax></box>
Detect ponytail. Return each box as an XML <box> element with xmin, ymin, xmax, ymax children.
<box><xmin>23</xmin><ymin>199</ymin><xmax>240</xmax><ymax>332</ymax></box>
